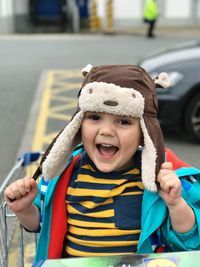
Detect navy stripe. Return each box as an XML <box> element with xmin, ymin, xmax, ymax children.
<box><xmin>67</xmin><ymin>241</ymin><xmax>137</xmax><ymax>253</ymax></box>
<box><xmin>123</xmin><ymin>187</ymin><xmax>143</xmax><ymax>193</ymax></box>
<box><xmin>66</xmin><ymin>195</ymin><xmax>107</xmax><ymax>203</ymax></box>
<box><xmin>71</xmin><ymin>181</ymin><xmax>123</xmax><ymax>190</ymax></box>
<box><xmin>68</xmin><ymin>232</ymin><xmax>140</xmax><ymax>242</ymax></box>
<box><xmin>68</xmin><ymin>213</ymin><xmax>114</xmax><ymax>223</ymax></box>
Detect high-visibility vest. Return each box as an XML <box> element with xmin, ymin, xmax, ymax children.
<box><xmin>143</xmin><ymin>0</ymin><xmax>158</xmax><ymax>21</ymax></box>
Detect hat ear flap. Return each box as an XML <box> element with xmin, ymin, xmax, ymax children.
<box><xmin>140</xmin><ymin>118</ymin><xmax>157</xmax><ymax>192</ymax></box>
<box><xmin>140</xmin><ymin>116</ymin><xmax>165</xmax><ymax>192</ymax></box>
<box><xmin>42</xmin><ymin>110</ymin><xmax>84</xmax><ymax>180</ymax></box>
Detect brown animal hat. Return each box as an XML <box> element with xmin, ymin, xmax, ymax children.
<box><xmin>35</xmin><ymin>64</ymin><xmax>170</xmax><ymax>192</ymax></box>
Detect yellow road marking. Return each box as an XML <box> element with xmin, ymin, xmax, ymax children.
<box><xmin>32</xmin><ymin>69</ymin><xmax>81</xmax><ymax>151</ymax></box>
<box><xmin>32</xmin><ymin>72</ymin><xmax>52</xmax><ymax>150</ymax></box>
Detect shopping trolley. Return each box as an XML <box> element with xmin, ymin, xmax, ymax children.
<box><xmin>0</xmin><ymin>152</ymin><xmax>42</xmax><ymax>267</ymax></box>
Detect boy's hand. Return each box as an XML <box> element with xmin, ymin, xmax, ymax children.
<box><xmin>4</xmin><ymin>176</ymin><xmax>38</xmax><ymax>213</ymax></box>
<box><xmin>157</xmin><ymin>162</ymin><xmax>182</xmax><ymax>207</ymax></box>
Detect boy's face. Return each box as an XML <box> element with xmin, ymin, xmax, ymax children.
<box><xmin>81</xmin><ymin>112</ymin><xmax>142</xmax><ymax>172</ymax></box>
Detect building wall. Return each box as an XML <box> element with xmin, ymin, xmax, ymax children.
<box><xmin>98</xmin><ymin>0</ymin><xmax>200</xmax><ymax>31</ymax></box>
<box><xmin>0</xmin><ymin>0</ymin><xmax>200</xmax><ymax>34</ymax></box>
<box><xmin>0</xmin><ymin>0</ymin><xmax>14</xmax><ymax>33</ymax></box>
<box><xmin>13</xmin><ymin>0</ymin><xmax>35</xmax><ymax>33</ymax></box>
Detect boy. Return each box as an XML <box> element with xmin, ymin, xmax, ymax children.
<box><xmin>4</xmin><ymin>65</ymin><xmax>200</xmax><ymax>262</ymax></box>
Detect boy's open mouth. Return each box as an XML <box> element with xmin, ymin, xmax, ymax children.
<box><xmin>96</xmin><ymin>144</ymin><xmax>119</xmax><ymax>156</ymax></box>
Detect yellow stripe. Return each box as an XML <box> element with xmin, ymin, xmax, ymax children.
<box><xmin>68</xmin><ymin>204</ymin><xmax>114</xmax><ymax>217</ymax></box>
<box><xmin>67</xmin><ymin>235</ymin><xmax>138</xmax><ymax>247</ymax></box>
<box><xmin>67</xmin><ymin>182</ymin><xmax>144</xmax><ymax>197</ymax></box>
<box><xmin>68</xmin><ymin>226</ymin><xmax>141</xmax><ymax>236</ymax></box>
<box><xmin>121</xmin><ymin>191</ymin><xmax>143</xmax><ymax>196</ymax></box>
<box><xmin>76</xmin><ymin>174</ymin><xmax>128</xmax><ymax>185</ymax></box>
<box><xmin>67</xmin><ymin>218</ymin><xmax>115</xmax><ymax>228</ymax></box>
<box><xmin>124</xmin><ymin>169</ymin><xmax>140</xmax><ymax>175</ymax></box>
<box><xmin>66</xmin><ymin>247</ymin><xmax>133</xmax><ymax>257</ymax></box>
<box><xmin>81</xmin><ymin>164</ymin><xmax>96</xmax><ymax>172</ymax></box>
<box><xmin>79</xmin><ymin>198</ymin><xmax>113</xmax><ymax>208</ymax></box>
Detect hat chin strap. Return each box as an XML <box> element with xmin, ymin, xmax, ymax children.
<box><xmin>42</xmin><ymin>110</ymin><xmax>84</xmax><ymax>180</ymax></box>
<box><xmin>140</xmin><ymin>118</ymin><xmax>157</xmax><ymax>192</ymax></box>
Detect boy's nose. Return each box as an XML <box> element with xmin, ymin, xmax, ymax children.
<box><xmin>99</xmin><ymin>124</ymin><xmax>115</xmax><ymax>137</ymax></box>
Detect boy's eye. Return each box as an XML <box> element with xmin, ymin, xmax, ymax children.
<box><xmin>119</xmin><ymin>119</ymin><xmax>131</xmax><ymax>125</ymax></box>
<box><xmin>87</xmin><ymin>114</ymin><xmax>101</xmax><ymax>120</ymax></box>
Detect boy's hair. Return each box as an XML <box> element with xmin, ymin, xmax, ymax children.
<box><xmin>35</xmin><ymin>64</ymin><xmax>170</xmax><ymax>192</ymax></box>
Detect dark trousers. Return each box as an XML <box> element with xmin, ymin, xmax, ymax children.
<box><xmin>144</xmin><ymin>19</ymin><xmax>156</xmax><ymax>37</ymax></box>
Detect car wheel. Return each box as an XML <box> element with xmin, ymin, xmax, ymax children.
<box><xmin>184</xmin><ymin>93</ymin><xmax>200</xmax><ymax>142</ymax></box>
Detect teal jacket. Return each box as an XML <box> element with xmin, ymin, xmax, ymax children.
<box><xmin>33</xmin><ymin>146</ymin><xmax>200</xmax><ymax>262</ymax></box>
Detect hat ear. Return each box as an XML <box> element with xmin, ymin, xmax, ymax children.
<box><xmin>81</xmin><ymin>64</ymin><xmax>93</xmax><ymax>77</ymax></box>
<box><xmin>140</xmin><ymin>118</ymin><xmax>157</xmax><ymax>192</ymax></box>
<box><xmin>154</xmin><ymin>72</ymin><xmax>171</xmax><ymax>89</ymax></box>
<box><xmin>42</xmin><ymin>110</ymin><xmax>84</xmax><ymax>180</ymax></box>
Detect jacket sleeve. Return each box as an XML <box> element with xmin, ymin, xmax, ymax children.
<box><xmin>161</xmin><ymin>176</ymin><xmax>200</xmax><ymax>251</ymax></box>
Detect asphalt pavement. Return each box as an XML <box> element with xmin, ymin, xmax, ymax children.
<box><xmin>0</xmin><ymin>28</ymin><xmax>200</xmax><ymax>182</ymax></box>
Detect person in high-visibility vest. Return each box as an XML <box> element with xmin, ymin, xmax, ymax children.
<box><xmin>143</xmin><ymin>0</ymin><xmax>158</xmax><ymax>38</ymax></box>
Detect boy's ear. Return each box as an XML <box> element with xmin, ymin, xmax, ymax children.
<box><xmin>140</xmin><ymin>140</ymin><xmax>144</xmax><ymax>147</ymax></box>
<box><xmin>139</xmin><ymin>137</ymin><xmax>144</xmax><ymax>147</ymax></box>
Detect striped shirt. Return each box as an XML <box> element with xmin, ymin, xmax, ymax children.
<box><xmin>63</xmin><ymin>151</ymin><xmax>144</xmax><ymax>257</ymax></box>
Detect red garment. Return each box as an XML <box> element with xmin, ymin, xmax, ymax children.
<box><xmin>165</xmin><ymin>147</ymin><xmax>190</xmax><ymax>170</ymax></box>
<box><xmin>48</xmin><ymin>154</ymin><xmax>81</xmax><ymax>258</ymax></box>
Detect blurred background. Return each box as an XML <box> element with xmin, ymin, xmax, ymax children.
<box><xmin>0</xmin><ymin>1</ymin><xmax>200</xmax><ymax>266</ymax></box>
<box><xmin>0</xmin><ymin>0</ymin><xmax>200</xmax><ymax>34</ymax></box>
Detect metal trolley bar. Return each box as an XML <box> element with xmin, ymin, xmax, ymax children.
<box><xmin>0</xmin><ymin>152</ymin><xmax>42</xmax><ymax>267</ymax></box>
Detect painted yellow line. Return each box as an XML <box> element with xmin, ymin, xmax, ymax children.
<box><xmin>31</xmin><ymin>70</ymin><xmax>81</xmax><ymax>151</ymax></box>
<box><xmin>48</xmin><ymin>113</ymin><xmax>72</xmax><ymax>121</ymax></box>
<box><xmin>50</xmin><ymin>101</ymin><xmax>77</xmax><ymax>112</ymax></box>
<box><xmin>31</xmin><ymin>72</ymin><xmax>52</xmax><ymax>151</ymax></box>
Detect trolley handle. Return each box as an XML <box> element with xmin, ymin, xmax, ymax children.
<box><xmin>1</xmin><ymin>152</ymin><xmax>42</xmax><ymax>202</ymax></box>
<box><xmin>19</xmin><ymin>152</ymin><xmax>42</xmax><ymax>167</ymax></box>
<box><xmin>20</xmin><ymin>152</ymin><xmax>44</xmax><ymax>181</ymax></box>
